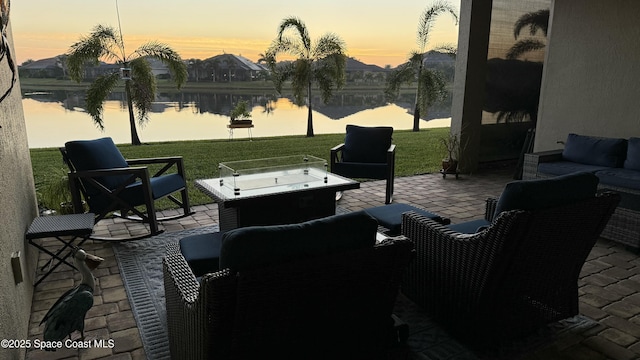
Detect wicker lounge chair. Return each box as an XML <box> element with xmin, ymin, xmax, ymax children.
<box><xmin>163</xmin><ymin>211</ymin><xmax>414</xmax><ymax>359</ymax></box>
<box><xmin>400</xmin><ymin>190</ymin><xmax>620</xmax><ymax>350</ymax></box>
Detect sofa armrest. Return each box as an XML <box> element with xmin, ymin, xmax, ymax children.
<box><xmin>330</xmin><ymin>143</ymin><xmax>345</xmax><ymax>170</ymax></box>
<box><xmin>523</xmin><ymin>150</ymin><xmax>564</xmax><ymax>179</ymax></box>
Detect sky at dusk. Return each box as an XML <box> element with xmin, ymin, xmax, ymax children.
<box><xmin>10</xmin><ymin>0</ymin><xmax>461</xmax><ymax>68</ymax></box>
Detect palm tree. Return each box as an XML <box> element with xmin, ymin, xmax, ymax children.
<box><xmin>266</xmin><ymin>17</ymin><xmax>347</xmax><ymax>137</ymax></box>
<box><xmin>486</xmin><ymin>9</ymin><xmax>549</xmax><ymax>124</ymax></box>
<box><xmin>66</xmin><ymin>24</ymin><xmax>187</xmax><ymax>145</ymax></box>
<box><xmin>385</xmin><ymin>1</ymin><xmax>458</xmax><ymax>132</ymax></box>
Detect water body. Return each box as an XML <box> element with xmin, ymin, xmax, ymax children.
<box><xmin>23</xmin><ymin>90</ymin><xmax>451</xmax><ymax>149</ymax></box>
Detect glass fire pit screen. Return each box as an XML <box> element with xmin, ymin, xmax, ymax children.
<box><xmin>219</xmin><ymin>155</ymin><xmax>328</xmax><ymax>195</ymax></box>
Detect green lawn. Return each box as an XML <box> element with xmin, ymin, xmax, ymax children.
<box><xmin>31</xmin><ymin>128</ymin><xmax>449</xmax><ymax>211</ymax></box>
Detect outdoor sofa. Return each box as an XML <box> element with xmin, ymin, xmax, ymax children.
<box><xmin>163</xmin><ymin>211</ymin><xmax>414</xmax><ymax>360</ymax></box>
<box><xmin>523</xmin><ymin>133</ymin><xmax>640</xmax><ymax>247</ymax></box>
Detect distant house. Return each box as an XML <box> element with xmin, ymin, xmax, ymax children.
<box><xmin>18</xmin><ymin>57</ymin><xmax>64</xmax><ymax>78</ymax></box>
<box><xmin>81</xmin><ymin>62</ymin><xmax>120</xmax><ymax>80</ymax></box>
<box><xmin>145</xmin><ymin>58</ymin><xmax>172</xmax><ymax>78</ymax></box>
<box><xmin>204</xmin><ymin>54</ymin><xmax>268</xmax><ymax>82</ymax></box>
<box><xmin>19</xmin><ymin>55</ymin><xmax>173</xmax><ymax>80</ymax></box>
<box><xmin>345</xmin><ymin>57</ymin><xmax>388</xmax><ymax>84</ymax></box>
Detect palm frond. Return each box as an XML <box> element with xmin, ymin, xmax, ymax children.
<box><xmin>417</xmin><ymin>1</ymin><xmax>459</xmax><ymax>51</ymax></box>
<box><xmin>129</xmin><ymin>57</ymin><xmax>156</xmax><ymax>125</ymax></box>
<box><xmin>506</xmin><ymin>39</ymin><xmax>546</xmax><ymax>59</ymax></box>
<box><xmin>433</xmin><ymin>43</ymin><xmax>457</xmax><ymax>58</ymax></box>
<box><xmin>312</xmin><ymin>33</ymin><xmax>346</xmax><ymax>59</ymax></box>
<box><xmin>513</xmin><ymin>9</ymin><xmax>550</xmax><ymax>39</ymax></box>
<box><xmin>384</xmin><ymin>62</ymin><xmax>418</xmax><ymax>101</ymax></box>
<box><xmin>269</xmin><ymin>36</ymin><xmax>307</xmax><ymax>60</ymax></box>
<box><xmin>270</xmin><ymin>61</ymin><xmax>295</xmax><ymax>94</ymax></box>
<box><xmin>66</xmin><ymin>25</ymin><xmax>122</xmax><ymax>82</ymax></box>
<box><xmin>496</xmin><ymin>110</ymin><xmax>531</xmax><ymax>123</ymax></box>
<box><xmin>84</xmin><ymin>72</ymin><xmax>121</xmax><ymax>129</ymax></box>
<box><xmin>278</xmin><ymin>17</ymin><xmax>311</xmax><ymax>53</ymax></box>
<box><xmin>314</xmin><ymin>53</ymin><xmax>347</xmax><ymax>103</ymax></box>
<box><xmin>408</xmin><ymin>51</ymin><xmax>425</xmax><ymax>69</ymax></box>
<box><xmin>290</xmin><ymin>59</ymin><xmax>312</xmax><ymax>105</ymax></box>
<box><xmin>417</xmin><ymin>69</ymin><xmax>447</xmax><ymax>116</ymax></box>
<box><xmin>134</xmin><ymin>41</ymin><xmax>187</xmax><ymax>88</ymax></box>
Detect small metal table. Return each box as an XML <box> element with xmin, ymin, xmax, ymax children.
<box><xmin>26</xmin><ymin>213</ymin><xmax>95</xmax><ymax>286</ymax></box>
<box><xmin>227</xmin><ymin>123</ymin><xmax>254</xmax><ymax>140</ymax></box>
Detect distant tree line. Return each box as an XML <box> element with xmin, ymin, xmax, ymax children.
<box><xmin>19</xmin><ymin>51</ymin><xmax>455</xmax><ymax>86</ymax></box>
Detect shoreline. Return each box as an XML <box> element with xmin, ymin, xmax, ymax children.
<box><xmin>18</xmin><ymin>78</ymin><xmax>419</xmax><ymax>94</ymax></box>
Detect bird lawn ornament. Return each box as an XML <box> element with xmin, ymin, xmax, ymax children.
<box><xmin>39</xmin><ymin>247</ymin><xmax>104</xmax><ymax>349</ymax></box>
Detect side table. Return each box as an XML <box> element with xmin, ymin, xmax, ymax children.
<box><xmin>26</xmin><ymin>213</ymin><xmax>95</xmax><ymax>286</ymax></box>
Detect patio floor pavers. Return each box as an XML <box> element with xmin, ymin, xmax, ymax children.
<box><xmin>25</xmin><ymin>168</ymin><xmax>640</xmax><ymax>359</ymax></box>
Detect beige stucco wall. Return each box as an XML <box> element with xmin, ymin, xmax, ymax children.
<box><xmin>534</xmin><ymin>0</ymin><xmax>640</xmax><ymax>151</ymax></box>
<box><xmin>0</xmin><ymin>23</ymin><xmax>39</xmax><ymax>360</ymax></box>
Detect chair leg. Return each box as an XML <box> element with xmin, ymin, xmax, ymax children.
<box><xmin>147</xmin><ymin>202</ymin><xmax>160</xmax><ymax>235</ymax></box>
<box><xmin>385</xmin><ymin>178</ymin><xmax>394</xmax><ymax>204</ymax></box>
<box><xmin>180</xmin><ymin>188</ymin><xmax>192</xmax><ymax>216</ymax></box>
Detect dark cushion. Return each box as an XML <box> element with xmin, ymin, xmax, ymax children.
<box><xmin>447</xmin><ymin>219</ymin><xmax>491</xmax><ymax>234</ymax></box>
<box><xmin>562</xmin><ymin>133</ymin><xmax>627</xmax><ymax>167</ymax></box>
<box><xmin>624</xmin><ymin>137</ymin><xmax>640</xmax><ymax>171</ymax></box>
<box><xmin>179</xmin><ymin>232</ymin><xmax>224</xmax><ymax>277</ymax></box>
<box><xmin>219</xmin><ymin>211</ymin><xmax>377</xmax><ymax>272</ymax></box>
<box><xmin>342</xmin><ymin>125</ymin><xmax>393</xmax><ymax>163</ymax></box>
<box><xmin>332</xmin><ymin>162</ymin><xmax>390</xmax><ymax>180</ymax></box>
<box><xmin>538</xmin><ymin>161</ymin><xmax>611</xmax><ymax>176</ymax></box>
<box><xmin>494</xmin><ymin>171</ymin><xmax>599</xmax><ymax>217</ymax></box>
<box><xmin>365</xmin><ymin>203</ymin><xmax>448</xmax><ymax>235</ymax></box>
<box><xmin>595</xmin><ymin>168</ymin><xmax>640</xmax><ymax>191</ymax></box>
<box><xmin>64</xmin><ymin>137</ymin><xmax>131</xmax><ymax>194</ymax></box>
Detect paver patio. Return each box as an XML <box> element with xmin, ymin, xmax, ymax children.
<box><xmin>25</xmin><ymin>167</ymin><xmax>640</xmax><ymax>359</ymax></box>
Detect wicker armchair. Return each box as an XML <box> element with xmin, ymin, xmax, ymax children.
<box><xmin>400</xmin><ymin>191</ymin><xmax>620</xmax><ymax>350</ymax></box>
<box><xmin>163</xmin><ymin>237</ymin><xmax>414</xmax><ymax>360</ymax></box>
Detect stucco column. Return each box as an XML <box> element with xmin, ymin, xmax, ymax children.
<box><xmin>450</xmin><ymin>0</ymin><xmax>492</xmax><ymax>172</ymax></box>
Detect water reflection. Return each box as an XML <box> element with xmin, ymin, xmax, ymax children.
<box><xmin>22</xmin><ymin>90</ymin><xmax>451</xmax><ymax>149</ymax></box>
